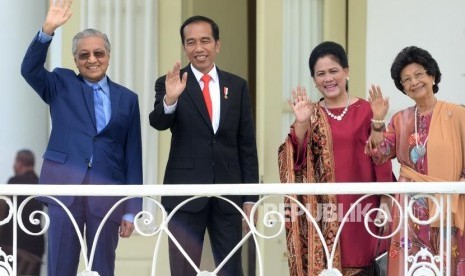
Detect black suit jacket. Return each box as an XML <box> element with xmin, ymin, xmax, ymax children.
<box><xmin>149</xmin><ymin>65</ymin><xmax>259</xmax><ymax>213</ymax></box>
<box><xmin>0</xmin><ymin>171</ymin><xmax>45</xmax><ymax>258</ymax></box>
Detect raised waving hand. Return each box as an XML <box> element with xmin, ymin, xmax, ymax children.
<box><xmin>368</xmin><ymin>84</ymin><xmax>390</xmax><ymax>120</ymax></box>
<box><xmin>42</xmin><ymin>0</ymin><xmax>73</xmax><ymax>35</ymax></box>
<box><xmin>288</xmin><ymin>86</ymin><xmax>314</xmax><ymax>124</ymax></box>
<box><xmin>164</xmin><ymin>61</ymin><xmax>188</xmax><ymax>106</ymax></box>
<box><xmin>366</xmin><ymin>85</ymin><xmax>390</xmax><ymax>152</ymax></box>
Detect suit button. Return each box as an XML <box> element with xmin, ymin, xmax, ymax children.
<box><xmin>212</xmin><ymin>139</ymin><xmax>216</xmax><ymax>144</ymax></box>
<box><xmin>211</xmin><ymin>162</ymin><xmax>215</xmax><ymax>166</ymax></box>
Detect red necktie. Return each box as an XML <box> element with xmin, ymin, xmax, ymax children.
<box><xmin>201</xmin><ymin>74</ymin><xmax>213</xmax><ymax>120</ymax></box>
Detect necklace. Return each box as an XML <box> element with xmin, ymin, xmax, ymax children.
<box><xmin>323</xmin><ymin>94</ymin><xmax>350</xmax><ymax>121</ymax></box>
<box><xmin>410</xmin><ymin>107</ymin><xmax>429</xmax><ymax>164</ymax></box>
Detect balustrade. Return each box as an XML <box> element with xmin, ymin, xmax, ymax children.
<box><xmin>0</xmin><ymin>183</ymin><xmax>462</xmax><ymax>276</ymax></box>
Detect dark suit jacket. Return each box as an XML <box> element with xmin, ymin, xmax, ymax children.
<box><xmin>0</xmin><ymin>171</ymin><xmax>44</xmax><ymax>258</ymax></box>
<box><xmin>149</xmin><ymin>65</ymin><xmax>258</xmax><ymax>213</ymax></box>
<box><xmin>20</xmin><ymin>33</ymin><xmax>143</xmax><ymax>223</ymax></box>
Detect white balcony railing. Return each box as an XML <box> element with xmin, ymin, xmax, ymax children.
<box><xmin>0</xmin><ymin>182</ymin><xmax>463</xmax><ymax>276</ymax></box>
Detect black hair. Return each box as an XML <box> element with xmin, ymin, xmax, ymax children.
<box><xmin>308</xmin><ymin>41</ymin><xmax>348</xmax><ymax>77</ymax></box>
<box><xmin>390</xmin><ymin>46</ymin><xmax>441</xmax><ymax>94</ymax></box>
<box><xmin>180</xmin><ymin>15</ymin><xmax>220</xmax><ymax>45</ymax></box>
<box><xmin>16</xmin><ymin>149</ymin><xmax>35</xmax><ymax>167</ymax></box>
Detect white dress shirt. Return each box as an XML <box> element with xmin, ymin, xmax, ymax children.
<box><xmin>163</xmin><ymin>64</ymin><xmax>220</xmax><ymax>133</ymax></box>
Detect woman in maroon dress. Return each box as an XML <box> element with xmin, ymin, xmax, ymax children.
<box><xmin>279</xmin><ymin>41</ymin><xmax>394</xmax><ymax>275</ymax></box>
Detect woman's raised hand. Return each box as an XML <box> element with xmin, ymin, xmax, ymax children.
<box><xmin>288</xmin><ymin>86</ymin><xmax>314</xmax><ymax>124</ymax></box>
<box><xmin>368</xmin><ymin>84</ymin><xmax>390</xmax><ymax>120</ymax></box>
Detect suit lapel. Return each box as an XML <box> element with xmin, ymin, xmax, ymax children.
<box><xmin>79</xmin><ymin>75</ymin><xmax>97</xmax><ymax>130</ymax></box>
<box><xmin>106</xmin><ymin>78</ymin><xmax>121</xmax><ymax>130</ymax></box>
<box><xmin>217</xmin><ymin>68</ymin><xmax>230</xmax><ymax>132</ymax></box>
<box><xmin>184</xmin><ymin>66</ymin><xmax>213</xmax><ymax>131</ymax></box>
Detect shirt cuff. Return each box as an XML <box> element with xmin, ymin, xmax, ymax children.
<box><xmin>122</xmin><ymin>213</ymin><xmax>135</xmax><ymax>223</ymax></box>
<box><xmin>38</xmin><ymin>29</ymin><xmax>53</xmax><ymax>43</ymax></box>
<box><xmin>163</xmin><ymin>95</ymin><xmax>177</xmax><ymax>114</ymax></box>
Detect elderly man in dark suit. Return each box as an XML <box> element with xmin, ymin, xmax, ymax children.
<box><xmin>149</xmin><ymin>15</ymin><xmax>259</xmax><ymax>276</ymax></box>
<box><xmin>20</xmin><ymin>1</ymin><xmax>142</xmax><ymax>275</ymax></box>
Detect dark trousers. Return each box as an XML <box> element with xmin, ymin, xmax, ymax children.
<box><xmin>167</xmin><ymin>198</ymin><xmax>244</xmax><ymax>276</ymax></box>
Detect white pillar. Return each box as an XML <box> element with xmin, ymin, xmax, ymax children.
<box><xmin>0</xmin><ymin>2</ymin><xmax>49</xmax><ymax>183</ymax></box>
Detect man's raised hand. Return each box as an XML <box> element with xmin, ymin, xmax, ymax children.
<box><xmin>164</xmin><ymin>61</ymin><xmax>187</xmax><ymax>106</ymax></box>
<box><xmin>42</xmin><ymin>0</ymin><xmax>73</xmax><ymax>35</ymax></box>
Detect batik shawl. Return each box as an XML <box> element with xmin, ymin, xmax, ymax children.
<box><xmin>278</xmin><ymin>105</ymin><xmax>342</xmax><ymax>275</ymax></box>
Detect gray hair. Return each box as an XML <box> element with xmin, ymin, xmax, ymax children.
<box><xmin>72</xmin><ymin>28</ymin><xmax>111</xmax><ymax>56</ymax></box>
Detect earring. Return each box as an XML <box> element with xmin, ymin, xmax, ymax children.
<box><xmin>433</xmin><ymin>81</ymin><xmax>436</xmax><ymax>85</ymax></box>
<box><xmin>346</xmin><ymin>77</ymin><xmax>350</xmax><ymax>81</ymax></box>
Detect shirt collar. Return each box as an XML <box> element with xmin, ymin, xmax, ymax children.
<box><xmin>84</xmin><ymin>76</ymin><xmax>110</xmax><ymax>95</ymax></box>
<box><xmin>190</xmin><ymin>64</ymin><xmax>218</xmax><ymax>84</ymax></box>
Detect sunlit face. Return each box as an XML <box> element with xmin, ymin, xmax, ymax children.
<box><xmin>312</xmin><ymin>56</ymin><xmax>348</xmax><ymax>100</ymax></box>
<box><xmin>74</xmin><ymin>36</ymin><xmax>109</xmax><ymax>83</ymax></box>
<box><xmin>400</xmin><ymin>63</ymin><xmax>434</xmax><ymax>99</ymax></box>
<box><xmin>182</xmin><ymin>21</ymin><xmax>220</xmax><ymax>74</ymax></box>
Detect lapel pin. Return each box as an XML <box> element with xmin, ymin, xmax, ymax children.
<box><xmin>224</xmin><ymin>87</ymin><xmax>229</xmax><ymax>99</ymax></box>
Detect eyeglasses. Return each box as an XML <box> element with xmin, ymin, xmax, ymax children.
<box><xmin>400</xmin><ymin>70</ymin><xmax>428</xmax><ymax>86</ymax></box>
<box><xmin>77</xmin><ymin>50</ymin><xmax>107</xmax><ymax>61</ymax></box>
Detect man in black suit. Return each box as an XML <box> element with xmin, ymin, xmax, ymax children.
<box><xmin>149</xmin><ymin>15</ymin><xmax>259</xmax><ymax>276</ymax></box>
<box><xmin>0</xmin><ymin>149</ymin><xmax>44</xmax><ymax>275</ymax></box>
